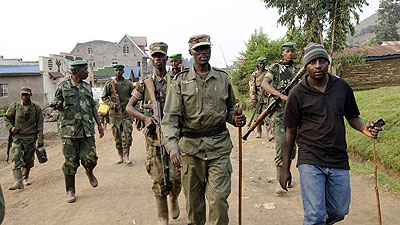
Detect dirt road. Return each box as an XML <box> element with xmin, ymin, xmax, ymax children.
<box><xmin>0</xmin><ymin>123</ymin><xmax>399</xmax><ymax>225</ymax></box>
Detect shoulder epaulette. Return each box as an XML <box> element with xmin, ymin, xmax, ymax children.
<box><xmin>173</xmin><ymin>68</ymin><xmax>189</xmax><ymax>80</ymax></box>
<box><xmin>212</xmin><ymin>67</ymin><xmax>228</xmax><ymax>75</ymax></box>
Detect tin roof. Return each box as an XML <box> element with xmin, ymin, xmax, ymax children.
<box><xmin>337</xmin><ymin>41</ymin><xmax>400</xmax><ymax>59</ymax></box>
<box><xmin>0</xmin><ymin>65</ymin><xmax>40</xmax><ymax>74</ymax></box>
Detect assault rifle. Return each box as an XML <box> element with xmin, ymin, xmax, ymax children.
<box><xmin>111</xmin><ymin>80</ymin><xmax>124</xmax><ymax>119</ymax></box>
<box><xmin>144</xmin><ymin>78</ymin><xmax>169</xmax><ymax>185</ymax></box>
<box><xmin>242</xmin><ymin>67</ymin><xmax>306</xmax><ymax>140</ymax></box>
<box><xmin>6</xmin><ymin>132</ymin><xmax>12</xmax><ymax>163</ymax></box>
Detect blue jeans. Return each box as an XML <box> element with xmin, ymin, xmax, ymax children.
<box><xmin>298</xmin><ymin>164</ymin><xmax>351</xmax><ymax>225</ymax></box>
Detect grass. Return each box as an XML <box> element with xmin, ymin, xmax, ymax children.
<box><xmin>346</xmin><ymin>86</ymin><xmax>400</xmax><ymax>173</ymax></box>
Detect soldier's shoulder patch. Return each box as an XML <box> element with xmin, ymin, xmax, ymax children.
<box><xmin>173</xmin><ymin>69</ymin><xmax>189</xmax><ymax>80</ymax></box>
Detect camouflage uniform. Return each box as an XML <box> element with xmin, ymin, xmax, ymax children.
<box><xmin>102</xmin><ymin>78</ymin><xmax>134</xmax><ymax>157</ymax></box>
<box><xmin>132</xmin><ymin>74</ymin><xmax>181</xmax><ymax>198</ymax></box>
<box><xmin>162</xmin><ymin>65</ymin><xmax>237</xmax><ymax>225</ymax></box>
<box><xmin>264</xmin><ymin>61</ymin><xmax>300</xmax><ymax>166</ymax></box>
<box><xmin>3</xmin><ymin>101</ymin><xmax>44</xmax><ymax>170</ymax></box>
<box><xmin>249</xmin><ymin>69</ymin><xmax>270</xmax><ymax>135</ymax></box>
<box><xmin>54</xmin><ymin>77</ymin><xmax>98</xmax><ymax>175</ymax></box>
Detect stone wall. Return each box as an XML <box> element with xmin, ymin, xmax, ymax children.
<box><xmin>339</xmin><ymin>57</ymin><xmax>400</xmax><ymax>90</ymax></box>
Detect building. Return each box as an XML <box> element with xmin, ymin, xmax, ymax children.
<box><xmin>335</xmin><ymin>41</ymin><xmax>400</xmax><ymax>90</ymax></box>
<box><xmin>70</xmin><ymin>34</ymin><xmax>148</xmax><ymax>71</ymax></box>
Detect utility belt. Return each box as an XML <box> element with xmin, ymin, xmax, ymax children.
<box><xmin>182</xmin><ymin>123</ymin><xmax>226</xmax><ymax>138</ymax></box>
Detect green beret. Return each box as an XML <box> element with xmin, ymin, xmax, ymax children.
<box><xmin>170</xmin><ymin>53</ymin><xmax>182</xmax><ymax>59</ymax></box>
<box><xmin>257</xmin><ymin>57</ymin><xmax>267</xmax><ymax>64</ymax></box>
<box><xmin>282</xmin><ymin>42</ymin><xmax>297</xmax><ymax>50</ymax></box>
<box><xmin>113</xmin><ymin>64</ymin><xmax>125</xmax><ymax>69</ymax></box>
<box><xmin>70</xmin><ymin>60</ymin><xmax>88</xmax><ymax>69</ymax></box>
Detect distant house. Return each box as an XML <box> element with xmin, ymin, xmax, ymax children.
<box><xmin>335</xmin><ymin>41</ymin><xmax>400</xmax><ymax>90</ymax></box>
<box><xmin>70</xmin><ymin>34</ymin><xmax>149</xmax><ymax>71</ymax></box>
<box><xmin>0</xmin><ymin>64</ymin><xmax>43</xmax><ymax>110</ymax></box>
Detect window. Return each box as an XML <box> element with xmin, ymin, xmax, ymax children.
<box><xmin>123</xmin><ymin>44</ymin><xmax>129</xmax><ymax>54</ymax></box>
<box><xmin>0</xmin><ymin>84</ymin><xmax>8</xmax><ymax>97</ymax></box>
<box><xmin>48</xmin><ymin>59</ymin><xmax>53</xmax><ymax>70</ymax></box>
<box><xmin>112</xmin><ymin>61</ymin><xmax>118</xmax><ymax>65</ymax></box>
<box><xmin>88</xmin><ymin>47</ymin><xmax>93</xmax><ymax>55</ymax></box>
<box><xmin>137</xmin><ymin>62</ymin><xmax>141</xmax><ymax>67</ymax></box>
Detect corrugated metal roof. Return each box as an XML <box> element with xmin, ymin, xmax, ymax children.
<box><xmin>0</xmin><ymin>65</ymin><xmax>40</xmax><ymax>74</ymax></box>
<box><xmin>342</xmin><ymin>41</ymin><xmax>400</xmax><ymax>58</ymax></box>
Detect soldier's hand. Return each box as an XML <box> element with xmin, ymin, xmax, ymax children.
<box><xmin>178</xmin><ymin>64</ymin><xmax>184</xmax><ymax>72</ymax></box>
<box><xmin>144</xmin><ymin>116</ymin><xmax>157</xmax><ymax>130</ymax></box>
<box><xmin>11</xmin><ymin>127</ymin><xmax>19</xmax><ymax>134</ymax></box>
<box><xmin>170</xmin><ymin>147</ymin><xmax>183</xmax><ymax>170</ymax></box>
<box><xmin>278</xmin><ymin>93</ymin><xmax>288</xmax><ymax>102</ymax></box>
<box><xmin>53</xmin><ymin>101</ymin><xmax>63</xmax><ymax>110</ymax></box>
<box><xmin>98</xmin><ymin>126</ymin><xmax>105</xmax><ymax>138</ymax></box>
<box><xmin>279</xmin><ymin>168</ymin><xmax>292</xmax><ymax>191</ymax></box>
<box><xmin>234</xmin><ymin>114</ymin><xmax>246</xmax><ymax>127</ymax></box>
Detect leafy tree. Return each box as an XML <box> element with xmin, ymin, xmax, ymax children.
<box><xmin>232</xmin><ymin>29</ymin><xmax>285</xmax><ymax>97</ymax></box>
<box><xmin>372</xmin><ymin>0</ymin><xmax>400</xmax><ymax>44</ymax></box>
<box><xmin>262</xmin><ymin>0</ymin><xmax>368</xmax><ymax>71</ymax></box>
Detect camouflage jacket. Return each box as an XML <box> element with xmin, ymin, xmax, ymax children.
<box><xmin>3</xmin><ymin>101</ymin><xmax>44</xmax><ymax>143</ymax></box>
<box><xmin>54</xmin><ymin>77</ymin><xmax>96</xmax><ymax>138</ymax></box>
<box><xmin>161</xmin><ymin>65</ymin><xmax>236</xmax><ymax>160</ymax></box>
<box><xmin>249</xmin><ymin>69</ymin><xmax>269</xmax><ymax>104</ymax></box>
<box><xmin>132</xmin><ymin>73</ymin><xmax>170</xmax><ymax>146</ymax></box>
<box><xmin>264</xmin><ymin>61</ymin><xmax>300</xmax><ymax>109</ymax></box>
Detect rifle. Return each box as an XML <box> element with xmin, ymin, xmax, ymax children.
<box><xmin>242</xmin><ymin>67</ymin><xmax>306</xmax><ymax>140</ymax></box>
<box><xmin>247</xmin><ymin>90</ymin><xmax>267</xmax><ymax>129</ymax></box>
<box><xmin>6</xmin><ymin>132</ymin><xmax>12</xmax><ymax>163</ymax></box>
<box><xmin>111</xmin><ymin>80</ymin><xmax>124</xmax><ymax>119</ymax></box>
<box><xmin>144</xmin><ymin>78</ymin><xmax>169</xmax><ymax>186</ymax></box>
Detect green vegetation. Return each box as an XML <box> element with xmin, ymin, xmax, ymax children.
<box><xmin>350</xmin><ymin>160</ymin><xmax>400</xmax><ymax>198</ymax></box>
<box><xmin>346</xmin><ymin>86</ymin><xmax>400</xmax><ymax>173</ymax></box>
<box><xmin>371</xmin><ymin>0</ymin><xmax>400</xmax><ymax>45</ymax></box>
<box><xmin>0</xmin><ymin>110</ymin><xmax>5</xmax><ymax>117</ymax></box>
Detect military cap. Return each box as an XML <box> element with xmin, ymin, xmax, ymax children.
<box><xmin>170</xmin><ymin>53</ymin><xmax>182</xmax><ymax>59</ymax></box>
<box><xmin>150</xmin><ymin>42</ymin><xmax>168</xmax><ymax>56</ymax></box>
<box><xmin>281</xmin><ymin>42</ymin><xmax>297</xmax><ymax>50</ymax></box>
<box><xmin>113</xmin><ymin>64</ymin><xmax>125</xmax><ymax>69</ymax></box>
<box><xmin>188</xmin><ymin>34</ymin><xmax>212</xmax><ymax>50</ymax></box>
<box><xmin>257</xmin><ymin>57</ymin><xmax>267</xmax><ymax>64</ymax></box>
<box><xmin>20</xmin><ymin>86</ymin><xmax>32</xmax><ymax>95</ymax></box>
<box><xmin>70</xmin><ymin>60</ymin><xmax>88</xmax><ymax>69</ymax></box>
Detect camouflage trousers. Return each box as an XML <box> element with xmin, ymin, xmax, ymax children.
<box><xmin>182</xmin><ymin>154</ymin><xmax>232</xmax><ymax>225</ymax></box>
<box><xmin>62</xmin><ymin>137</ymin><xmax>98</xmax><ymax>175</ymax></box>
<box><xmin>145</xmin><ymin>142</ymin><xmax>181</xmax><ymax>198</ymax></box>
<box><xmin>11</xmin><ymin>138</ymin><xmax>36</xmax><ymax>170</ymax></box>
<box><xmin>110</xmin><ymin>114</ymin><xmax>133</xmax><ymax>156</ymax></box>
<box><xmin>271</xmin><ymin>109</ymin><xmax>296</xmax><ymax>167</ymax></box>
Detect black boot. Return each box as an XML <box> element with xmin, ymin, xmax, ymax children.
<box><xmin>65</xmin><ymin>175</ymin><xmax>76</xmax><ymax>203</ymax></box>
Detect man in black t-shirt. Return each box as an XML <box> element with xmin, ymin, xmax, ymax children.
<box><xmin>280</xmin><ymin>43</ymin><xmax>382</xmax><ymax>225</ymax></box>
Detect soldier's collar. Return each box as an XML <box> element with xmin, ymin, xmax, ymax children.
<box><xmin>152</xmin><ymin>73</ymin><xmax>167</xmax><ymax>82</ymax></box>
<box><xmin>190</xmin><ymin>64</ymin><xmax>215</xmax><ymax>81</ymax></box>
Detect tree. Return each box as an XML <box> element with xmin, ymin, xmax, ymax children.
<box><xmin>263</xmin><ymin>0</ymin><xmax>368</xmax><ymax>71</ymax></box>
<box><xmin>231</xmin><ymin>29</ymin><xmax>285</xmax><ymax>98</ymax></box>
<box><xmin>372</xmin><ymin>0</ymin><xmax>400</xmax><ymax>44</ymax></box>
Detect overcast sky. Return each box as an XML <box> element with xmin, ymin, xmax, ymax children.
<box><xmin>0</xmin><ymin>0</ymin><xmax>380</xmax><ymax>68</ymax></box>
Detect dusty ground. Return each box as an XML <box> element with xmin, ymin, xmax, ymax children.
<box><xmin>0</xmin><ymin>122</ymin><xmax>400</xmax><ymax>225</ymax></box>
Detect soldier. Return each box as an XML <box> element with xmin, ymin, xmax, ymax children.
<box><xmin>53</xmin><ymin>60</ymin><xmax>104</xmax><ymax>203</ymax></box>
<box><xmin>126</xmin><ymin>42</ymin><xmax>182</xmax><ymax>225</ymax></box>
<box><xmin>3</xmin><ymin>86</ymin><xmax>44</xmax><ymax>190</ymax></box>
<box><xmin>102</xmin><ymin>64</ymin><xmax>134</xmax><ymax>164</ymax></box>
<box><xmin>161</xmin><ymin>34</ymin><xmax>246</xmax><ymax>225</ymax></box>
<box><xmin>261</xmin><ymin>42</ymin><xmax>300</xmax><ymax>195</ymax></box>
<box><xmin>249</xmin><ymin>57</ymin><xmax>272</xmax><ymax>139</ymax></box>
<box><xmin>168</xmin><ymin>53</ymin><xmax>184</xmax><ymax>77</ymax></box>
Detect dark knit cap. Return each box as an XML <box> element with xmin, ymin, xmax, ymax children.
<box><xmin>302</xmin><ymin>43</ymin><xmax>330</xmax><ymax>68</ymax></box>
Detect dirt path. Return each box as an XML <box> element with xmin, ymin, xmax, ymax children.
<box><xmin>0</xmin><ymin>123</ymin><xmax>399</xmax><ymax>225</ymax></box>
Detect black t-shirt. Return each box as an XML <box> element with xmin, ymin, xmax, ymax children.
<box><xmin>284</xmin><ymin>74</ymin><xmax>360</xmax><ymax>169</ymax></box>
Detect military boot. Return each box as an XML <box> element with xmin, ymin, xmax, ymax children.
<box><xmin>168</xmin><ymin>195</ymin><xmax>180</xmax><ymax>219</ymax></box>
<box><xmin>65</xmin><ymin>175</ymin><xmax>76</xmax><ymax>203</ymax></box>
<box><xmin>22</xmin><ymin>167</ymin><xmax>32</xmax><ymax>186</ymax></box>
<box><xmin>156</xmin><ymin>197</ymin><xmax>169</xmax><ymax>225</ymax></box>
<box><xmin>86</xmin><ymin>169</ymin><xmax>98</xmax><ymax>188</ymax></box>
<box><xmin>275</xmin><ymin>166</ymin><xmax>287</xmax><ymax>195</ymax></box>
<box><xmin>123</xmin><ymin>148</ymin><xmax>132</xmax><ymax>165</ymax></box>
<box><xmin>9</xmin><ymin>169</ymin><xmax>24</xmax><ymax>190</ymax></box>
<box><xmin>116</xmin><ymin>149</ymin><xmax>123</xmax><ymax>164</ymax></box>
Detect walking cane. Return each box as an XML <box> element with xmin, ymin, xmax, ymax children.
<box><xmin>235</xmin><ymin>108</ymin><xmax>243</xmax><ymax>225</ymax></box>
<box><xmin>370</xmin><ymin>118</ymin><xmax>385</xmax><ymax>225</ymax></box>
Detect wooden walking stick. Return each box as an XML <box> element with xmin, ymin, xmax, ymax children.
<box><xmin>370</xmin><ymin>118</ymin><xmax>385</xmax><ymax>225</ymax></box>
<box><xmin>235</xmin><ymin>108</ymin><xmax>243</xmax><ymax>225</ymax></box>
